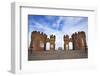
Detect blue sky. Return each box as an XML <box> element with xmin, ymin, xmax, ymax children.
<box><xmin>28</xmin><ymin>15</ymin><xmax>88</xmax><ymax>49</ymax></box>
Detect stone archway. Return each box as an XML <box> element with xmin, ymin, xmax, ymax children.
<box><xmin>66</xmin><ymin>44</ymin><xmax>69</xmax><ymax>50</ymax></box>
<box><xmin>46</xmin><ymin>42</ymin><xmax>50</xmax><ymax>50</ymax></box>
<box><xmin>68</xmin><ymin>42</ymin><xmax>73</xmax><ymax>50</ymax></box>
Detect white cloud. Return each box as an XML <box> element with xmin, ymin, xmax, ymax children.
<box><xmin>52</xmin><ymin>17</ymin><xmax>63</xmax><ymax>29</ymax></box>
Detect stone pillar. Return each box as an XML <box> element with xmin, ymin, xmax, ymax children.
<box><xmin>63</xmin><ymin>35</ymin><xmax>69</xmax><ymax>51</ymax></box>
<box><xmin>43</xmin><ymin>34</ymin><xmax>47</xmax><ymax>51</ymax></box>
<box><xmin>71</xmin><ymin>34</ymin><xmax>75</xmax><ymax>50</ymax></box>
<box><xmin>50</xmin><ymin>35</ymin><xmax>55</xmax><ymax>50</ymax></box>
<box><xmin>72</xmin><ymin>32</ymin><xmax>78</xmax><ymax>50</ymax></box>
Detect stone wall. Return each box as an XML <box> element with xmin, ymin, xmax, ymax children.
<box><xmin>29</xmin><ymin>31</ymin><xmax>87</xmax><ymax>53</ymax></box>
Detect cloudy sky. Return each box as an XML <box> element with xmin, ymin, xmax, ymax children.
<box><xmin>28</xmin><ymin>15</ymin><xmax>88</xmax><ymax>50</ymax></box>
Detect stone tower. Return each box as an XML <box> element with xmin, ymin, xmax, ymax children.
<box><xmin>78</xmin><ymin>31</ymin><xmax>87</xmax><ymax>50</ymax></box>
<box><xmin>71</xmin><ymin>31</ymin><xmax>87</xmax><ymax>50</ymax></box>
<box><xmin>50</xmin><ymin>34</ymin><xmax>56</xmax><ymax>50</ymax></box>
<box><xmin>30</xmin><ymin>31</ymin><xmax>47</xmax><ymax>52</ymax></box>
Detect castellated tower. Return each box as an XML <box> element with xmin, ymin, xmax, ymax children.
<box><xmin>50</xmin><ymin>34</ymin><xmax>56</xmax><ymax>50</ymax></box>
<box><xmin>78</xmin><ymin>31</ymin><xmax>87</xmax><ymax>50</ymax></box>
<box><xmin>30</xmin><ymin>31</ymin><xmax>47</xmax><ymax>52</ymax></box>
<box><xmin>71</xmin><ymin>31</ymin><xmax>87</xmax><ymax>50</ymax></box>
<box><xmin>63</xmin><ymin>35</ymin><xmax>69</xmax><ymax>50</ymax></box>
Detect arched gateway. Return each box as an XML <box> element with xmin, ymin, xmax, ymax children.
<box><xmin>29</xmin><ymin>31</ymin><xmax>56</xmax><ymax>52</ymax></box>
